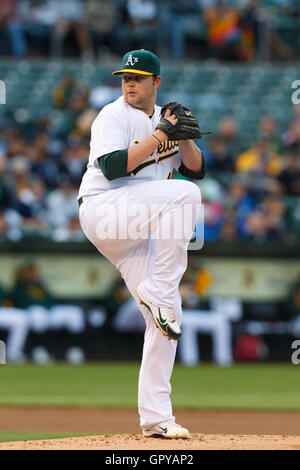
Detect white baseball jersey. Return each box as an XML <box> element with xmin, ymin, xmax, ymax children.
<box><xmin>78</xmin><ymin>96</ymin><xmax>181</xmax><ymax>198</ymax></box>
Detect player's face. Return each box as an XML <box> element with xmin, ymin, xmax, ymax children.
<box><xmin>122</xmin><ymin>73</ymin><xmax>161</xmax><ymax>114</ymax></box>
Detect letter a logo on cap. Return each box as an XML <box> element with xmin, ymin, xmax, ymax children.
<box><xmin>125</xmin><ymin>54</ymin><xmax>138</xmax><ymax>66</ymax></box>
<box><xmin>112</xmin><ymin>50</ymin><xmax>160</xmax><ymax>76</ymax></box>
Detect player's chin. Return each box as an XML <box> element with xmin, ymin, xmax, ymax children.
<box><xmin>126</xmin><ymin>94</ymin><xmax>139</xmax><ymax>105</ymax></box>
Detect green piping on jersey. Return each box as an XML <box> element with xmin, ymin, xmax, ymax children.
<box><xmin>131</xmin><ymin>150</ymin><xmax>179</xmax><ymax>176</ymax></box>
<box><xmin>131</xmin><ymin>157</ymin><xmax>156</xmax><ymax>176</ymax></box>
<box><xmin>158</xmin><ymin>151</ymin><xmax>179</xmax><ymax>164</ymax></box>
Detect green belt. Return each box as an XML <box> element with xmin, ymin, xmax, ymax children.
<box><xmin>78</xmin><ymin>197</ymin><xmax>83</xmax><ymax>208</ymax></box>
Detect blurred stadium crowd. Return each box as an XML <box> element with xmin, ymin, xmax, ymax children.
<box><xmin>0</xmin><ymin>0</ymin><xmax>299</xmax><ymax>244</ymax></box>
<box><xmin>1</xmin><ymin>64</ymin><xmax>300</xmax><ymax>243</ymax></box>
<box><xmin>0</xmin><ymin>0</ymin><xmax>300</xmax><ymax>61</ymax></box>
<box><xmin>0</xmin><ymin>0</ymin><xmax>300</xmax><ymax>364</ymax></box>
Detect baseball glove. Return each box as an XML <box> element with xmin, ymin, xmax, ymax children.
<box><xmin>156</xmin><ymin>102</ymin><xmax>202</xmax><ymax>141</ymax></box>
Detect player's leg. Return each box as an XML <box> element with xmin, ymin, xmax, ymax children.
<box><xmin>79</xmin><ymin>179</ymin><xmax>200</xmax><ymax>340</ymax></box>
<box><xmin>80</xmin><ymin>197</ymin><xmax>181</xmax><ymax>428</ymax></box>
<box><xmin>122</xmin><ymin>179</ymin><xmax>202</xmax><ymax>308</ymax></box>
<box><xmin>137</xmin><ymin>288</ymin><xmax>183</xmax><ymax>430</ymax></box>
<box><xmin>78</xmin><ymin>181</ymin><xmax>199</xmax><ymax>432</ymax></box>
<box><xmin>116</xmin><ymin>247</ymin><xmax>183</xmax><ymax>430</ymax></box>
<box><xmin>136</xmin><ymin>180</ymin><xmax>201</xmax><ymax>308</ymax></box>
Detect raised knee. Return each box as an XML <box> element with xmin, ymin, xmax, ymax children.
<box><xmin>179</xmin><ymin>180</ymin><xmax>202</xmax><ymax>206</ymax></box>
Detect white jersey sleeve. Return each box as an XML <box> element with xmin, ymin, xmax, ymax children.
<box><xmin>89</xmin><ymin>111</ymin><xmax>129</xmax><ymax>162</ymax></box>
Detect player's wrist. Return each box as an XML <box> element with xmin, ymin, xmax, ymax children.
<box><xmin>152</xmin><ymin>129</ymin><xmax>168</xmax><ymax>144</ymax></box>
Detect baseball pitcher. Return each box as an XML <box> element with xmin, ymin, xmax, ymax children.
<box><xmin>78</xmin><ymin>49</ymin><xmax>206</xmax><ymax>439</ymax></box>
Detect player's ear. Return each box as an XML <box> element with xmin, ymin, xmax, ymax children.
<box><xmin>153</xmin><ymin>75</ymin><xmax>161</xmax><ymax>90</ymax></box>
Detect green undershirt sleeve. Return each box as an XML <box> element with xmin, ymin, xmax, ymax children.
<box><xmin>97</xmin><ymin>150</ymin><xmax>130</xmax><ymax>181</ymax></box>
<box><xmin>178</xmin><ymin>153</ymin><xmax>206</xmax><ymax>180</ymax></box>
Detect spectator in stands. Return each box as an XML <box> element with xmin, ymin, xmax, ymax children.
<box><xmin>71</xmin><ymin>109</ymin><xmax>98</xmax><ymax>140</ymax></box>
<box><xmin>263</xmin><ymin>1</ymin><xmax>296</xmax><ymax>61</ymax></box>
<box><xmin>13</xmin><ymin>177</ymin><xmax>49</xmax><ymax>238</ymax></box>
<box><xmin>261</xmin><ymin>193</ymin><xmax>287</xmax><ymax>240</ymax></box>
<box><xmin>85</xmin><ymin>0</ymin><xmax>123</xmax><ymax>58</ymax></box>
<box><xmin>236</xmin><ymin>136</ymin><xmax>282</xmax><ymax>176</ymax></box>
<box><xmin>18</xmin><ymin>0</ymin><xmax>54</xmax><ymax>56</ymax></box>
<box><xmin>207</xmin><ymin>135</ymin><xmax>235</xmax><ymax>173</ymax></box>
<box><xmin>0</xmin><ymin>0</ymin><xmax>27</xmax><ymax>57</ymax></box>
<box><xmin>102</xmin><ymin>278</ymin><xmax>132</xmax><ymax>328</ymax></box>
<box><xmin>9</xmin><ymin>155</ymin><xmax>31</xmax><ymax>199</ymax></box>
<box><xmin>20</xmin><ymin>0</ymin><xmax>93</xmax><ymax>58</ymax></box>
<box><xmin>243</xmin><ymin>210</ymin><xmax>268</xmax><ymax>243</ymax></box>
<box><xmin>60</xmin><ymin>140</ymin><xmax>89</xmax><ymax>184</ymax></box>
<box><xmin>49</xmin><ymin>0</ymin><xmax>93</xmax><ymax>58</ymax></box>
<box><xmin>193</xmin><ymin>264</ymin><xmax>212</xmax><ymax>307</ymax></box>
<box><xmin>203</xmin><ymin>2</ymin><xmax>242</xmax><ymax>61</ymax></box>
<box><xmin>179</xmin><ymin>278</ymin><xmax>201</xmax><ymax>310</ymax></box>
<box><xmin>225</xmin><ymin>181</ymin><xmax>256</xmax><ymax>238</ymax></box>
<box><xmin>46</xmin><ymin>176</ymin><xmax>78</xmax><ymax>229</ymax></box>
<box><xmin>11</xmin><ymin>262</ymin><xmax>53</xmax><ymax>309</ymax></box>
<box><xmin>200</xmin><ymin>178</ymin><xmax>224</xmax><ymax>241</ymax></box>
<box><xmin>258</xmin><ymin>115</ymin><xmax>281</xmax><ymax>153</ymax></box>
<box><xmin>112</xmin><ymin>279</ymin><xmax>146</xmax><ymax>333</ymax></box>
<box><xmin>126</xmin><ymin>0</ymin><xmax>158</xmax><ymax>51</ymax></box>
<box><xmin>52</xmin><ymin>74</ymin><xmax>89</xmax><ymax>110</ymax></box>
<box><xmin>26</xmin><ymin>141</ymin><xmax>60</xmax><ymax>189</ymax></box>
<box><xmin>52</xmin><ymin>90</ymin><xmax>90</xmax><ymax>137</ymax></box>
<box><xmin>199</xmin><ymin>116</ymin><xmax>239</xmax><ymax>173</ymax></box>
<box><xmin>26</xmin><ymin>111</ymin><xmax>54</xmax><ymax>141</ymax></box>
<box><xmin>217</xmin><ymin>116</ymin><xmax>240</xmax><ymax>154</ymax></box>
<box><xmin>244</xmin><ymin>194</ymin><xmax>287</xmax><ymax>242</ymax></box>
<box><xmin>278</xmin><ymin>151</ymin><xmax>300</xmax><ymax>196</ymax></box>
<box><xmin>61</xmin><ymin>93</ymin><xmax>91</xmax><ymax>136</ymax></box>
<box><xmin>6</xmin><ymin>132</ymin><xmax>26</xmax><ymax>159</ymax></box>
<box><xmin>0</xmin><ymin>206</ymin><xmax>22</xmax><ymax>242</ymax></box>
<box><xmin>0</xmin><ymin>157</ymin><xmax>13</xmax><ymax>209</ymax></box>
<box><xmin>281</xmin><ymin>120</ymin><xmax>300</xmax><ymax>153</ymax></box>
<box><xmin>160</xmin><ymin>0</ymin><xmax>201</xmax><ymax>60</ymax></box>
<box><xmin>238</xmin><ymin>0</ymin><xmax>258</xmax><ymax>61</ymax></box>
<box><xmin>292</xmin><ymin>104</ymin><xmax>300</xmax><ymax>124</ymax></box>
<box><xmin>220</xmin><ymin>215</ymin><xmax>238</xmax><ymax>241</ymax></box>
<box><xmin>52</xmin><ymin>215</ymin><xmax>85</xmax><ymax>241</ymax></box>
<box><xmin>0</xmin><ymin>211</ymin><xmax>10</xmax><ymax>241</ymax></box>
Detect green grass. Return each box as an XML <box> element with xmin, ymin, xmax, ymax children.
<box><xmin>0</xmin><ymin>431</ymin><xmax>98</xmax><ymax>443</ymax></box>
<box><xmin>0</xmin><ymin>362</ymin><xmax>299</xmax><ymax>410</ymax></box>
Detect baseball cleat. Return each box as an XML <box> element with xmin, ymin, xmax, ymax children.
<box><xmin>143</xmin><ymin>421</ymin><xmax>190</xmax><ymax>439</ymax></box>
<box><xmin>136</xmin><ymin>288</ymin><xmax>181</xmax><ymax>340</ymax></box>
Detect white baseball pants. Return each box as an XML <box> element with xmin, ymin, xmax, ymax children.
<box><xmin>79</xmin><ymin>179</ymin><xmax>201</xmax><ymax>429</ymax></box>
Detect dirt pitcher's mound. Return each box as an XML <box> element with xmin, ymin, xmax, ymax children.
<box><xmin>1</xmin><ymin>434</ymin><xmax>300</xmax><ymax>450</ymax></box>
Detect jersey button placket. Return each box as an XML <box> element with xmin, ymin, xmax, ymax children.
<box><xmin>155</xmin><ymin>150</ymin><xmax>159</xmax><ymax>179</ymax></box>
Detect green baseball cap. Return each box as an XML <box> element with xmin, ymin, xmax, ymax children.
<box><xmin>112</xmin><ymin>49</ymin><xmax>160</xmax><ymax>76</ymax></box>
